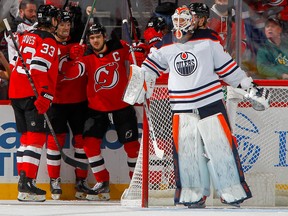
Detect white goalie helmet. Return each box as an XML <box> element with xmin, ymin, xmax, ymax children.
<box><xmin>172</xmin><ymin>6</ymin><xmax>193</xmax><ymax>39</ymax></box>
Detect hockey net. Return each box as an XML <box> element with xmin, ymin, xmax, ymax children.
<box><xmin>121</xmin><ymin>79</ymin><xmax>288</xmax><ymax>207</ymax></box>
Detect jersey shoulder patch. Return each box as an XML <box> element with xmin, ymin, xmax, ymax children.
<box><xmin>192</xmin><ymin>29</ymin><xmax>221</xmax><ymax>42</ymax></box>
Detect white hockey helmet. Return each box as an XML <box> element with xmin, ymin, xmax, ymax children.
<box><xmin>172</xmin><ymin>6</ymin><xmax>193</xmax><ymax>39</ymax></box>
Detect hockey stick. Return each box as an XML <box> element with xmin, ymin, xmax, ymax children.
<box><xmin>4</xmin><ymin>18</ymin><xmax>88</xmax><ymax>170</ymax></box>
<box><xmin>123</xmin><ymin>19</ymin><xmax>164</xmax><ymax>159</ymax></box>
<box><xmin>79</xmin><ymin>0</ymin><xmax>97</xmax><ymax>45</ymax></box>
<box><xmin>127</xmin><ymin>0</ymin><xmax>139</xmax><ymax>44</ymax></box>
<box><xmin>226</xmin><ymin>0</ymin><xmax>233</xmax><ymax>54</ymax></box>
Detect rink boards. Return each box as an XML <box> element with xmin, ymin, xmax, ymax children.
<box><xmin>0</xmin><ymin>103</ymin><xmax>143</xmax><ymax>200</ymax></box>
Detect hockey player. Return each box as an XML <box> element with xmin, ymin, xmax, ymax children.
<box><xmin>124</xmin><ymin>5</ymin><xmax>258</xmax><ymax>208</ymax></box>
<box><xmin>66</xmin><ymin>23</ymin><xmax>140</xmax><ymax>200</ymax></box>
<box><xmin>9</xmin><ymin>4</ymin><xmax>60</xmax><ymax>202</ymax></box>
<box><xmin>46</xmin><ymin>9</ymin><xmax>92</xmax><ymax>200</ymax></box>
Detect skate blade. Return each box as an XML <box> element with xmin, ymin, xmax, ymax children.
<box><xmin>86</xmin><ymin>193</ymin><xmax>110</xmax><ymax>201</ymax></box>
<box><xmin>221</xmin><ymin>199</ymin><xmax>241</xmax><ymax>208</ymax></box>
<box><xmin>75</xmin><ymin>192</ymin><xmax>87</xmax><ymax>200</ymax></box>
<box><xmin>18</xmin><ymin>192</ymin><xmax>46</xmax><ymax>202</ymax></box>
<box><xmin>187</xmin><ymin>203</ymin><xmax>206</xmax><ymax>209</ymax></box>
<box><xmin>223</xmin><ymin>202</ymin><xmax>241</xmax><ymax>208</ymax></box>
<box><xmin>51</xmin><ymin>194</ymin><xmax>61</xmax><ymax>200</ymax></box>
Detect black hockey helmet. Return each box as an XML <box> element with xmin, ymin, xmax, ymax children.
<box><xmin>188</xmin><ymin>2</ymin><xmax>210</xmax><ymax>18</ymax></box>
<box><xmin>87</xmin><ymin>23</ymin><xmax>106</xmax><ymax>37</ymax></box>
<box><xmin>37</xmin><ymin>5</ymin><xmax>60</xmax><ymax>27</ymax></box>
<box><xmin>59</xmin><ymin>10</ymin><xmax>71</xmax><ymax>23</ymax></box>
<box><xmin>146</xmin><ymin>16</ymin><xmax>167</xmax><ymax>32</ymax></box>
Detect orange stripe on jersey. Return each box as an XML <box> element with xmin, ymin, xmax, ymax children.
<box><xmin>216</xmin><ymin>61</ymin><xmax>237</xmax><ymax>75</ymax></box>
<box><xmin>145</xmin><ymin>58</ymin><xmax>159</xmax><ymax>71</ymax></box>
<box><xmin>170</xmin><ymin>83</ymin><xmax>222</xmax><ymax>99</ymax></box>
<box><xmin>172</xmin><ymin>114</ymin><xmax>180</xmax><ymax>153</ymax></box>
<box><xmin>217</xmin><ymin>113</ymin><xmax>232</xmax><ymax>149</ymax></box>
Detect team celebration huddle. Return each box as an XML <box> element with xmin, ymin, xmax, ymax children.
<box><xmin>0</xmin><ymin>0</ymin><xmax>272</xmax><ymax>208</ymax></box>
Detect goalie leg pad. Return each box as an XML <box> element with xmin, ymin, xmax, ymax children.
<box><xmin>173</xmin><ymin>113</ymin><xmax>210</xmax><ymax>205</ymax></box>
<box><xmin>123</xmin><ymin>64</ymin><xmax>144</xmax><ymax>105</ymax></box>
<box><xmin>197</xmin><ymin>113</ymin><xmax>250</xmax><ymax>204</ymax></box>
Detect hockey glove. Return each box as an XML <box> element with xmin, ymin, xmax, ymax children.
<box><xmin>245</xmin><ymin>85</ymin><xmax>270</xmax><ymax>111</ymax></box>
<box><xmin>129</xmin><ymin>42</ymin><xmax>148</xmax><ymax>66</ymax></box>
<box><xmin>143</xmin><ymin>27</ymin><xmax>163</xmax><ymax>48</ymax></box>
<box><xmin>236</xmin><ymin>77</ymin><xmax>270</xmax><ymax>111</ymax></box>
<box><xmin>34</xmin><ymin>89</ymin><xmax>54</xmax><ymax>114</ymax></box>
<box><xmin>69</xmin><ymin>44</ymin><xmax>86</xmax><ymax>60</ymax></box>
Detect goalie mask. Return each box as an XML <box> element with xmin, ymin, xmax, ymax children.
<box><xmin>172</xmin><ymin>6</ymin><xmax>193</xmax><ymax>39</ymax></box>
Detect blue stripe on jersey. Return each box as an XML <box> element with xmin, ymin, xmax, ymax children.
<box><xmin>219</xmin><ymin>65</ymin><xmax>239</xmax><ymax>78</ymax></box>
<box><xmin>146</xmin><ymin>56</ymin><xmax>167</xmax><ymax>71</ymax></box>
<box><xmin>142</xmin><ymin>62</ymin><xmax>161</xmax><ymax>77</ymax></box>
<box><xmin>169</xmin><ymin>80</ymin><xmax>220</xmax><ymax>94</ymax></box>
<box><xmin>169</xmin><ymin>89</ymin><xmax>223</xmax><ymax>104</ymax></box>
<box><xmin>214</xmin><ymin>58</ymin><xmax>234</xmax><ymax>72</ymax></box>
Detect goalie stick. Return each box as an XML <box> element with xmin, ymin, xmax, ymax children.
<box><xmin>123</xmin><ymin>19</ymin><xmax>164</xmax><ymax>159</ymax></box>
<box><xmin>3</xmin><ymin>18</ymin><xmax>88</xmax><ymax>170</ymax></box>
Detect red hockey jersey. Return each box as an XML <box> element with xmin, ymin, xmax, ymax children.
<box><xmin>9</xmin><ymin>29</ymin><xmax>58</xmax><ymax>99</ymax></box>
<box><xmin>76</xmin><ymin>39</ymin><xmax>131</xmax><ymax>111</ymax></box>
<box><xmin>53</xmin><ymin>40</ymin><xmax>87</xmax><ymax>104</ymax></box>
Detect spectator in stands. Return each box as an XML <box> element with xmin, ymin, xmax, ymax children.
<box><xmin>5</xmin><ymin>0</ymin><xmax>37</xmax><ymax>63</ymax></box>
<box><xmin>0</xmin><ymin>0</ymin><xmax>19</xmax><ymax>32</ymax></box>
<box><xmin>0</xmin><ymin>0</ymin><xmax>19</xmax><ymax>61</ymax></box>
<box><xmin>0</xmin><ymin>51</ymin><xmax>11</xmax><ymax>80</ymax></box>
<box><xmin>256</xmin><ymin>17</ymin><xmax>288</xmax><ymax>79</ymax></box>
<box><xmin>10</xmin><ymin>0</ymin><xmax>37</xmax><ymax>32</ymax></box>
<box><xmin>0</xmin><ymin>51</ymin><xmax>11</xmax><ymax>99</ymax></box>
<box><xmin>207</xmin><ymin>0</ymin><xmax>247</xmax><ymax>58</ymax></box>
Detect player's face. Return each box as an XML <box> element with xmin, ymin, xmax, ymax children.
<box><xmin>21</xmin><ymin>4</ymin><xmax>37</xmax><ymax>23</ymax></box>
<box><xmin>89</xmin><ymin>33</ymin><xmax>106</xmax><ymax>52</ymax></box>
<box><xmin>56</xmin><ymin>22</ymin><xmax>71</xmax><ymax>39</ymax></box>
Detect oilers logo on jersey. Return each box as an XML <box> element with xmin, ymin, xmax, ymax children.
<box><xmin>174</xmin><ymin>51</ymin><xmax>198</xmax><ymax>76</ymax></box>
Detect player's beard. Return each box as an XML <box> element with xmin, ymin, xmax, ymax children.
<box><xmin>93</xmin><ymin>42</ymin><xmax>105</xmax><ymax>52</ymax></box>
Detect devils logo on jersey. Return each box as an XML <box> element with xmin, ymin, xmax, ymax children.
<box><xmin>174</xmin><ymin>51</ymin><xmax>197</xmax><ymax>76</ymax></box>
<box><xmin>59</xmin><ymin>55</ymin><xmax>85</xmax><ymax>81</ymax></box>
<box><xmin>94</xmin><ymin>62</ymin><xmax>119</xmax><ymax>92</ymax></box>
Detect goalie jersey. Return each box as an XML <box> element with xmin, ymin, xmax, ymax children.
<box><xmin>142</xmin><ymin>29</ymin><xmax>248</xmax><ymax>112</ymax></box>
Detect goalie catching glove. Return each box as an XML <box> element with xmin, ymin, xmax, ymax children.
<box><xmin>123</xmin><ymin>64</ymin><xmax>157</xmax><ymax>105</ymax></box>
<box><xmin>237</xmin><ymin>77</ymin><xmax>270</xmax><ymax>111</ymax></box>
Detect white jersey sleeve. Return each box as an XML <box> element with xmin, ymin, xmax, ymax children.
<box><xmin>142</xmin><ymin>47</ymin><xmax>168</xmax><ymax>77</ymax></box>
<box><xmin>211</xmin><ymin>40</ymin><xmax>248</xmax><ymax>88</ymax></box>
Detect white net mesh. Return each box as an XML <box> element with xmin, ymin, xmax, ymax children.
<box><xmin>121</xmin><ymin>83</ymin><xmax>288</xmax><ymax>207</ymax></box>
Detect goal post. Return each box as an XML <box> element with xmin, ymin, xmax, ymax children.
<box><xmin>121</xmin><ymin>79</ymin><xmax>288</xmax><ymax>207</ymax></box>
